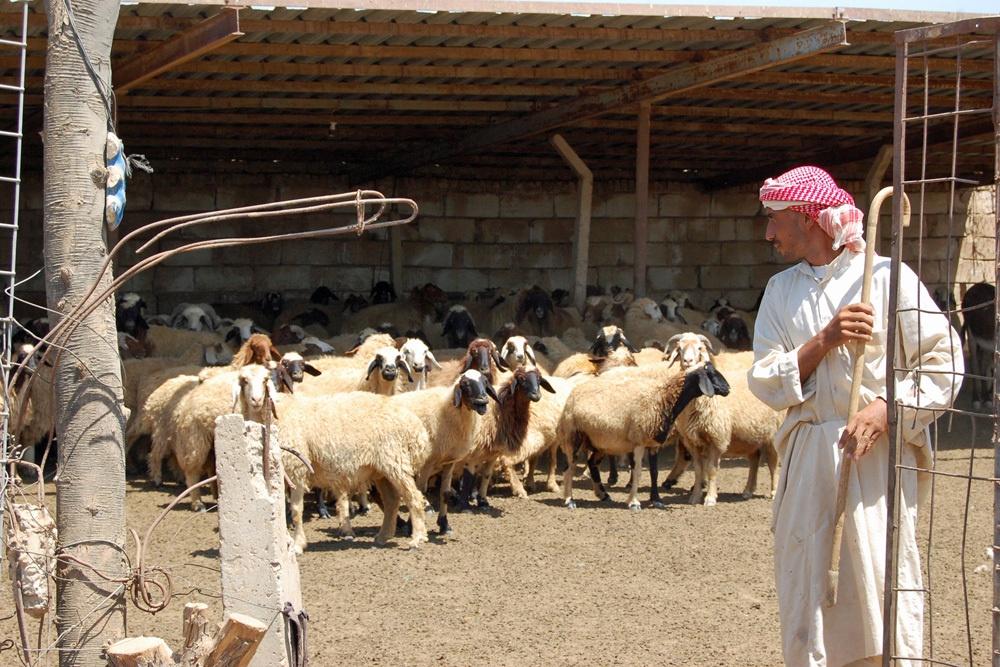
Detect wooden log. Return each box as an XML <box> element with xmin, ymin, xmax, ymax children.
<box><xmin>201</xmin><ymin>613</ymin><xmax>268</xmax><ymax>667</ymax></box>
<box><xmin>106</xmin><ymin>636</ymin><xmax>177</xmax><ymax>667</ymax></box>
<box><xmin>181</xmin><ymin>602</ymin><xmax>213</xmax><ymax>665</ymax></box>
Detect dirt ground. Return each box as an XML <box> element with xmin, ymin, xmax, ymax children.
<box><xmin>1</xmin><ymin>407</ymin><xmax>995</xmax><ymax>667</ymax></box>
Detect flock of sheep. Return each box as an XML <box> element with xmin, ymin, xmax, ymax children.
<box><xmin>6</xmin><ymin>282</ymin><xmax>803</xmax><ymax>552</ymax></box>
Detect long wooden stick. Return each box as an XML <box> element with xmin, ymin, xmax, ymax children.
<box><xmin>826</xmin><ymin>186</ymin><xmax>910</xmax><ymax>607</ymax></box>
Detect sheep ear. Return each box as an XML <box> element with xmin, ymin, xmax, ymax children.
<box><xmin>539</xmin><ymin>376</ymin><xmax>556</xmax><ymax>394</ymax></box>
<box><xmin>492</xmin><ymin>350</ymin><xmax>510</xmax><ymax>371</ymax></box>
<box><xmin>665</xmin><ymin>348</ymin><xmax>680</xmax><ymax>367</ymax></box>
<box><xmin>231</xmin><ymin>379</ymin><xmax>242</xmax><ymax>413</ymax></box>
<box><xmin>698</xmin><ymin>369</ymin><xmax>717</xmax><ymax>397</ymax></box>
<box><xmin>225</xmin><ymin>328</ymin><xmax>238</xmax><ymax>343</ymax></box>
<box><xmin>303</xmin><ymin>363</ymin><xmax>322</xmax><ymax>377</ymax></box>
<box><xmin>588</xmin><ymin>337</ymin><xmax>604</xmax><ymax>356</ymax></box>
<box><xmin>366</xmin><ymin>357</ymin><xmax>380</xmax><ymax>380</ymax></box>
<box><xmin>697</xmin><ymin>334</ymin><xmax>717</xmax><ymax>355</ymax></box>
<box><xmin>399</xmin><ymin>358</ymin><xmax>415</xmax><ymax>383</ymax></box>
<box><xmin>453</xmin><ymin>384</ymin><xmax>463</xmax><ymax>408</ymax></box>
<box><xmin>200</xmin><ymin>314</ymin><xmax>213</xmax><ymax>331</ymax></box>
<box><xmin>468</xmin><ymin>322</ymin><xmax>479</xmax><ymax>339</ymax></box>
<box><xmin>485</xmin><ymin>380</ymin><xmax>502</xmax><ymax>404</ymax></box>
<box><xmin>525</xmin><ymin>345</ymin><xmax>537</xmax><ymax>365</ymax></box>
<box><xmin>174</xmin><ymin>314</ymin><xmax>188</xmax><ymax>329</ymax></box>
<box><xmin>278</xmin><ymin>367</ymin><xmax>295</xmax><ymax>394</ymax></box>
<box><xmin>426</xmin><ymin>351</ymin><xmax>442</xmax><ymax>370</ymax></box>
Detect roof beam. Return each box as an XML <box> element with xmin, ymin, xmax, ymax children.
<box><xmin>114</xmin><ymin>8</ymin><xmax>244</xmax><ymax>94</ymax></box>
<box><xmin>699</xmin><ymin>114</ymin><xmax>997</xmax><ymax>191</ymax></box>
<box><xmin>350</xmin><ymin>22</ymin><xmax>848</xmax><ymax>183</ymax></box>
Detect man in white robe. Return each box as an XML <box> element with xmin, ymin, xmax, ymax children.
<box><xmin>747</xmin><ymin>166</ymin><xmax>963</xmax><ymax>667</ymax></box>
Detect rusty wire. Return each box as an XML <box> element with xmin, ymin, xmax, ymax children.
<box><xmin>4</xmin><ymin>189</ymin><xmax>418</xmax><ymax>457</ymax></box>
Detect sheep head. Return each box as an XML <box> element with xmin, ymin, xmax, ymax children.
<box><xmin>279</xmin><ymin>351</ymin><xmax>321</xmax><ymax>385</ymax></box>
<box><xmin>453</xmin><ymin>369</ymin><xmax>500</xmax><ymax>415</ymax></box>
<box><xmin>442</xmin><ymin>305</ymin><xmax>479</xmax><ymax>349</ymax></box>
<box><xmin>225</xmin><ymin>318</ymin><xmax>265</xmax><ymax>347</ymax></box>
<box><xmin>461</xmin><ymin>338</ymin><xmax>509</xmax><ymax>382</ymax></box>
<box><xmin>499</xmin><ymin>335</ymin><xmax>536</xmax><ymax>369</ymax></box>
<box><xmin>170</xmin><ymin>304</ymin><xmax>216</xmax><ymax>332</ymax></box>
<box><xmin>589</xmin><ymin>325</ymin><xmax>638</xmax><ymax>357</ymax></box>
<box><xmin>654</xmin><ymin>362</ymin><xmax>730</xmax><ymax>443</ymax></box>
<box><xmin>399</xmin><ymin>338</ymin><xmax>441</xmax><ymax>375</ymax></box>
<box><xmin>234</xmin><ymin>333</ymin><xmax>281</xmax><ymax>368</ymax></box>
<box><xmin>499</xmin><ymin>366</ymin><xmax>555</xmax><ymax>404</ymax></box>
<box><xmin>310</xmin><ymin>286</ymin><xmax>338</xmax><ymax>305</ymax></box>
<box><xmin>665</xmin><ymin>333</ymin><xmax>715</xmax><ymax>370</ymax></box>
<box><xmin>259</xmin><ymin>292</ymin><xmax>285</xmax><ymax>320</ymax></box>
<box><xmin>115</xmin><ymin>292</ymin><xmax>149</xmax><ymax>338</ymax></box>
<box><xmin>366</xmin><ymin>347</ymin><xmax>414</xmax><ymax>383</ymax></box>
<box><xmin>370</xmin><ymin>280</ymin><xmax>397</xmax><ymax>304</ymax></box>
<box><xmin>233</xmin><ymin>363</ymin><xmax>279</xmax><ymax>422</ymax></box>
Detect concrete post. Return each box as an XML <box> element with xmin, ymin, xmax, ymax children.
<box><xmin>214</xmin><ymin>414</ymin><xmax>303</xmax><ymax>667</ymax></box>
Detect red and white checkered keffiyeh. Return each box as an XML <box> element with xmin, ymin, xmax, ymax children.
<box><xmin>759</xmin><ymin>165</ymin><xmax>866</xmax><ymax>253</ymax></box>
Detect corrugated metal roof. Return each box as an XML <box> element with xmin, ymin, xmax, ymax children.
<box><xmin>1</xmin><ymin>1</ymin><xmax>996</xmax><ymax>188</ymax></box>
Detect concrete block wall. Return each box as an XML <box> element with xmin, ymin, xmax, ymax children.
<box><xmin>4</xmin><ymin>170</ymin><xmax>994</xmax><ymax>321</ymax></box>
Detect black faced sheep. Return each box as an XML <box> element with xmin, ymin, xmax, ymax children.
<box><xmin>556</xmin><ymin>361</ymin><xmax>731</xmax><ymax>511</ymax></box>
<box><xmin>961</xmin><ymin>282</ymin><xmax>996</xmax><ymax>409</ymax></box>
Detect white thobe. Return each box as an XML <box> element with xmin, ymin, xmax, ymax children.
<box><xmin>748</xmin><ymin>249</ymin><xmax>963</xmax><ymax>667</ymax></box>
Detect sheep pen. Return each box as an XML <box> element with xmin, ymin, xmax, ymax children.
<box><xmin>1</xmin><ymin>410</ymin><xmax>991</xmax><ymax>666</ymax></box>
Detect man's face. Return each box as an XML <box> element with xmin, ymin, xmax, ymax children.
<box><xmin>765</xmin><ymin>207</ymin><xmax>809</xmax><ymax>262</ymax></box>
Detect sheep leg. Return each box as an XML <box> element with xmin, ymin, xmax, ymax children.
<box><xmin>586</xmin><ymin>449</ymin><xmax>610</xmax><ymax>502</ymax></box>
<box><xmin>606</xmin><ymin>454</ymin><xmax>618</xmax><ymax>487</ymax></box>
<box><xmin>687</xmin><ymin>446</ymin><xmax>705</xmax><ymax>505</ymax></box>
<box><xmin>394</xmin><ymin>475</ymin><xmax>429</xmax><ymax>549</ymax></box>
<box><xmin>336</xmin><ymin>490</ymin><xmax>356</xmax><ymax>541</ymax></box>
<box><xmin>646</xmin><ymin>448</ymin><xmax>664</xmax><ymax>509</ymax></box>
<box><xmin>504</xmin><ymin>459</ymin><xmax>529</xmax><ymax>499</ymax></box>
<box><xmin>185</xmin><ymin>471</ymin><xmax>207</xmax><ymax>513</ymax></box>
<box><xmin>316</xmin><ymin>489</ymin><xmax>331</xmax><ymax>519</ymax></box>
<box><xmin>544</xmin><ymin>444</ymin><xmax>561</xmax><ymax>494</ymax></box>
<box><xmin>742</xmin><ymin>448</ymin><xmax>762</xmax><ymax>499</ymax></box>
<box><xmin>373</xmin><ymin>478</ymin><xmax>400</xmax><ymax>546</ymax></box>
<box><xmin>662</xmin><ymin>438</ymin><xmax>689</xmax><ymax>489</ymax></box>
<box><xmin>560</xmin><ymin>438</ymin><xmax>579</xmax><ymax>509</ymax></box>
<box><xmin>416</xmin><ymin>468</ymin><xmax>436</xmax><ymax>513</ymax></box>
<box><xmin>355</xmin><ymin>487</ymin><xmax>372</xmax><ymax>516</ymax></box>
<box><xmin>765</xmin><ymin>443</ymin><xmax>781</xmax><ymax>499</ymax></box>
<box><xmin>455</xmin><ymin>466</ymin><xmax>478</xmax><ymax>513</ymax></box>
<box><xmin>703</xmin><ymin>446</ymin><xmax>723</xmax><ymax>507</ymax></box>
<box><xmin>437</xmin><ymin>463</ymin><xmax>455</xmax><ymax>534</ymax></box>
<box><xmin>288</xmin><ymin>484</ymin><xmax>307</xmax><ymax>554</ymax></box>
<box><xmin>626</xmin><ymin>444</ymin><xmax>644</xmax><ymax>511</ymax></box>
<box><xmin>478</xmin><ymin>460</ymin><xmax>498</xmax><ymax>503</ymax></box>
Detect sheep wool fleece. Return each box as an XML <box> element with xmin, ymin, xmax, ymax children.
<box><xmin>748</xmin><ymin>248</ymin><xmax>963</xmax><ymax>667</ymax></box>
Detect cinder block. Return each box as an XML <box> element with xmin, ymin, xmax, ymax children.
<box><xmin>324</xmin><ymin>267</ymin><xmax>375</xmax><ymax>293</ymax></box>
<box><xmin>518</xmin><ymin>244</ymin><xmax>571</xmax><ymax>269</ymax></box>
<box><xmin>480</xmin><ymin>219</ymin><xmax>529</xmax><ymax>244</ymax></box>
<box><xmin>596</xmin><ymin>267</ymin><xmax>635</xmax><ymax>291</ymax></box>
<box><xmin>529</xmin><ymin>219</ymin><xmax>575</xmax><ymax>244</ymax></box>
<box><xmin>408</xmin><ymin>242</ymin><xmax>454</xmax><ymax>267</ymax></box>
<box><xmin>216</xmin><ymin>180</ymin><xmax>276</xmax><ymax>210</ymax></box>
<box><xmin>650</xmin><ymin>218</ymin><xmax>688</xmax><ymax>243</ymax></box>
<box><xmin>217</xmin><ymin>243</ymin><xmax>283</xmax><ymax>267</ymax></box>
<box><xmin>659</xmin><ymin>193</ymin><xmax>710</xmax><ymax>219</ymax></box>
<box><xmin>711</xmin><ymin>193</ymin><xmax>760</xmax><ymax>217</ymax></box>
<box><xmin>590</xmin><ymin>219</ymin><xmax>632</xmax><ymax>244</ymax></box>
<box><xmin>726</xmin><ymin>289</ymin><xmax>762</xmax><ymax>311</ymax></box>
<box><xmin>153</xmin><ymin>266</ymin><xmax>194</xmax><ymax>293</ymax></box>
<box><xmin>750</xmin><ymin>264</ymin><xmax>787</xmax><ymax>290</ymax></box>
<box><xmin>500</xmin><ymin>193</ymin><xmax>555</xmax><ymax>218</ymax></box>
<box><xmin>153</xmin><ymin>176</ymin><xmax>216</xmax><ymax>212</ymax></box>
<box><xmin>415</xmin><ymin>217</ymin><xmax>476</xmax><ymax>243</ymax></box>
<box><xmin>412</xmin><ymin>197</ymin><xmax>444</xmax><ymax>218</ymax></box>
<box><xmin>124</xmin><ymin>173</ymin><xmax>153</xmax><ymax>211</ymax></box>
<box><xmin>600</xmin><ymin>193</ymin><xmax>639</xmax><ymax>218</ymax></box>
<box><xmin>554</xmin><ymin>193</ymin><xmax>584</xmax><ymax>218</ymax></box>
<box><xmin>160</xmin><ymin>247</ymin><xmax>213</xmax><ymax>267</ymax></box>
<box><xmin>409</xmin><ymin>267</ymin><xmax>489</xmax><ymax>293</ymax></box>
<box><xmin>688</xmin><ymin>219</ymin><xmax>725</xmax><ymax>242</ymax></box>
<box><xmin>722</xmin><ymin>242</ymin><xmax>773</xmax><ymax>266</ymax></box>
<box><xmin>736</xmin><ymin>217</ymin><xmax>769</xmax><ymax>242</ymax></box>
<box><xmin>304</xmin><ymin>240</ymin><xmax>345</xmax><ymax>266</ymax></box>
<box><xmin>676</xmin><ymin>243</ymin><xmax>720</xmax><ymax>266</ymax></box>
<box><xmin>343</xmin><ymin>239</ymin><xmax>391</xmax><ymax>265</ymax></box>
<box><xmin>459</xmin><ymin>244</ymin><xmax>514</xmax><ymax>270</ymax></box>
<box><xmin>647</xmin><ymin>266</ymin><xmax>699</xmax><ymax>292</ymax></box>
<box><xmin>700</xmin><ymin>265</ymin><xmax>749</xmax><ymax>290</ymax></box>
<box><xmin>446</xmin><ymin>192</ymin><xmax>499</xmax><ymax>218</ymax></box>
<box><xmin>194</xmin><ymin>266</ymin><xmax>255</xmax><ymax>293</ymax></box>
<box><xmin>253</xmin><ymin>265</ymin><xmax>311</xmax><ymax>292</ymax></box>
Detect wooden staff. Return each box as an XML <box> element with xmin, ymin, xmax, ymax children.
<box><xmin>826</xmin><ymin>186</ymin><xmax>910</xmax><ymax>607</ymax></box>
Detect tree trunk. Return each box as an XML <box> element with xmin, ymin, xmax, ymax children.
<box><xmin>43</xmin><ymin>0</ymin><xmax>126</xmax><ymax>665</ymax></box>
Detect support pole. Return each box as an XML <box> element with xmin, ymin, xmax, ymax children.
<box><xmin>634</xmin><ymin>101</ymin><xmax>651</xmax><ymax>297</ymax></box>
<box><xmin>551</xmin><ymin>133</ymin><xmax>593</xmax><ymax>312</ymax></box>
<box><xmin>214</xmin><ymin>415</ymin><xmax>303</xmax><ymax>667</ymax></box>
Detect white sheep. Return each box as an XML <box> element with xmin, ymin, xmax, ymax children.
<box><xmin>664</xmin><ymin>332</ymin><xmax>783</xmax><ymax>506</ymax></box>
<box><xmin>498</xmin><ymin>335</ymin><xmax>538</xmax><ymax>371</ymax></box>
<box><xmin>390</xmin><ymin>369</ymin><xmax>499</xmax><ymax>535</ymax></box>
<box><xmin>556</xmin><ymin>361</ymin><xmax>731</xmax><ymax>511</ymax></box>
<box><xmin>398</xmin><ymin>337</ymin><xmax>443</xmax><ymax>391</ymax></box>
<box><xmin>143</xmin><ymin>325</ymin><xmax>232</xmax><ymax>363</ymax></box>
<box><xmin>235</xmin><ymin>363</ymin><xmax>431</xmax><ymax>551</ymax></box>
<box><xmin>168</xmin><ymin>303</ymin><xmax>220</xmax><ymax>332</ymax></box>
<box><xmin>296</xmin><ymin>345</ymin><xmax>412</xmax><ymax>396</ymax></box>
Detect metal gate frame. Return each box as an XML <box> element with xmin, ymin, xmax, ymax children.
<box><xmin>888</xmin><ymin>16</ymin><xmax>1000</xmax><ymax>667</ymax></box>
